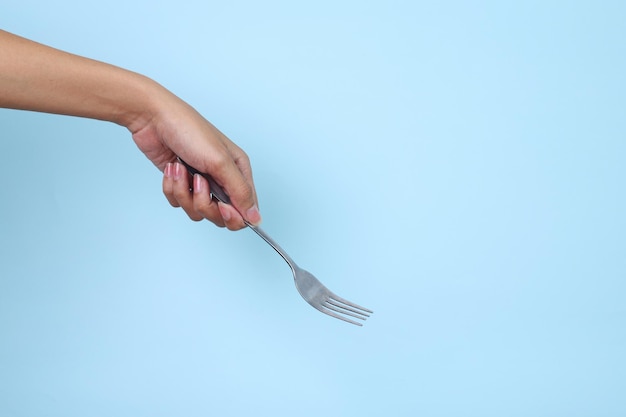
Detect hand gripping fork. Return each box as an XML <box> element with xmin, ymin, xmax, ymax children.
<box><xmin>178</xmin><ymin>158</ymin><xmax>373</xmax><ymax>326</ymax></box>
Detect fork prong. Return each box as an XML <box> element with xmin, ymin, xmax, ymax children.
<box><xmin>323</xmin><ymin>301</ymin><xmax>368</xmax><ymax>320</ymax></box>
<box><xmin>325</xmin><ymin>299</ymin><xmax>370</xmax><ymax>318</ymax></box>
<box><xmin>317</xmin><ymin>304</ymin><xmax>363</xmax><ymax>326</ymax></box>
<box><xmin>328</xmin><ymin>293</ymin><xmax>373</xmax><ymax>315</ymax></box>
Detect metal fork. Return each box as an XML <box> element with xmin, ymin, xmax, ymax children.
<box><xmin>178</xmin><ymin>158</ymin><xmax>373</xmax><ymax>326</ymax></box>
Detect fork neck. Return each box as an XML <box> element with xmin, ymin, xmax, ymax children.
<box><xmin>246</xmin><ymin>222</ymin><xmax>298</xmax><ymax>270</ymax></box>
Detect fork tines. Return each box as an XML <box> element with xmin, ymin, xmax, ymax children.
<box><xmin>321</xmin><ymin>293</ymin><xmax>373</xmax><ymax>326</ymax></box>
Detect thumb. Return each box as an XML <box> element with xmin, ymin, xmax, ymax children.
<box><xmin>178</xmin><ymin>156</ymin><xmax>261</xmax><ymax>228</ymax></box>
<box><xmin>211</xmin><ymin>159</ymin><xmax>261</xmax><ymax>227</ymax></box>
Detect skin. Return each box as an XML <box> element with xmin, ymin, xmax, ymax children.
<box><xmin>0</xmin><ymin>29</ymin><xmax>261</xmax><ymax>230</ymax></box>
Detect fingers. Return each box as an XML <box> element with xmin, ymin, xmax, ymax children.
<box><xmin>211</xmin><ymin>146</ymin><xmax>262</xmax><ymax>226</ymax></box>
<box><xmin>158</xmin><ymin>110</ymin><xmax>260</xmax><ymax>228</ymax></box>
<box><xmin>191</xmin><ymin>172</ymin><xmax>225</xmax><ymax>228</ymax></box>
<box><xmin>162</xmin><ymin>162</ymin><xmax>249</xmax><ymax>230</ymax></box>
<box><xmin>163</xmin><ymin>162</ymin><xmax>203</xmax><ymax>222</ymax></box>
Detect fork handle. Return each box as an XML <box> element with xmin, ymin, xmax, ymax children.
<box><xmin>177</xmin><ymin>157</ymin><xmax>297</xmax><ymax>268</ymax></box>
<box><xmin>177</xmin><ymin>157</ymin><xmax>232</xmax><ymax>205</ymax></box>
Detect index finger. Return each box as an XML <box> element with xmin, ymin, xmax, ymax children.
<box><xmin>211</xmin><ymin>151</ymin><xmax>261</xmax><ymax>226</ymax></box>
<box><xmin>180</xmin><ymin>150</ymin><xmax>261</xmax><ymax>227</ymax></box>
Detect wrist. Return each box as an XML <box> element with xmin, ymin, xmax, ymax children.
<box><xmin>111</xmin><ymin>72</ymin><xmax>169</xmax><ymax>133</ymax></box>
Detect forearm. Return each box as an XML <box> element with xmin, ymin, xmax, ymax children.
<box><xmin>0</xmin><ymin>29</ymin><xmax>160</xmax><ymax>130</ymax></box>
<box><xmin>0</xmin><ymin>29</ymin><xmax>261</xmax><ymax>228</ymax></box>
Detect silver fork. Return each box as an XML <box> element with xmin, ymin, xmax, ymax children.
<box><xmin>179</xmin><ymin>158</ymin><xmax>373</xmax><ymax>326</ymax></box>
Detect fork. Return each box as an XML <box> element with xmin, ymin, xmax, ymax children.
<box><xmin>178</xmin><ymin>158</ymin><xmax>373</xmax><ymax>326</ymax></box>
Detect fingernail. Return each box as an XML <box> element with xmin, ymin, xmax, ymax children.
<box><xmin>164</xmin><ymin>163</ymin><xmax>173</xmax><ymax>178</ymax></box>
<box><xmin>245</xmin><ymin>205</ymin><xmax>261</xmax><ymax>225</ymax></box>
<box><xmin>193</xmin><ymin>174</ymin><xmax>203</xmax><ymax>193</ymax></box>
<box><xmin>173</xmin><ymin>162</ymin><xmax>182</xmax><ymax>180</ymax></box>
<box><xmin>218</xmin><ymin>202</ymin><xmax>232</xmax><ymax>222</ymax></box>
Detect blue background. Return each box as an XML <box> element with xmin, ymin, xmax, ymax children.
<box><xmin>1</xmin><ymin>1</ymin><xmax>625</xmax><ymax>415</ymax></box>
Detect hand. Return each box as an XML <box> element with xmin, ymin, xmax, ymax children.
<box><xmin>130</xmin><ymin>92</ymin><xmax>261</xmax><ymax>230</ymax></box>
<box><xmin>0</xmin><ymin>29</ymin><xmax>261</xmax><ymax>230</ymax></box>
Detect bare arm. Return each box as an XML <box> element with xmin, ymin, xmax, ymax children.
<box><xmin>0</xmin><ymin>29</ymin><xmax>261</xmax><ymax>229</ymax></box>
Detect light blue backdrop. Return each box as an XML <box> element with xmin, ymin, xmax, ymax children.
<box><xmin>1</xmin><ymin>1</ymin><xmax>625</xmax><ymax>416</ymax></box>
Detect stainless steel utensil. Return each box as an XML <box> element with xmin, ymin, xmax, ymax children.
<box><xmin>178</xmin><ymin>158</ymin><xmax>373</xmax><ymax>326</ymax></box>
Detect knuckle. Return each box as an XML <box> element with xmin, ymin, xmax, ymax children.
<box><xmin>172</xmin><ymin>183</ymin><xmax>187</xmax><ymax>198</ymax></box>
<box><xmin>206</xmin><ymin>213</ymin><xmax>225</xmax><ymax>228</ymax></box>
<box><xmin>173</xmin><ymin>188</ymin><xmax>191</xmax><ymax>203</ymax></box>
<box><xmin>225</xmin><ymin>217</ymin><xmax>246</xmax><ymax>231</ymax></box>
<box><xmin>237</xmin><ymin>184</ymin><xmax>255</xmax><ymax>205</ymax></box>
<box><xmin>194</xmin><ymin>200</ymin><xmax>213</xmax><ymax>217</ymax></box>
<box><xmin>163</xmin><ymin>192</ymin><xmax>180</xmax><ymax>208</ymax></box>
<box><xmin>187</xmin><ymin>210</ymin><xmax>203</xmax><ymax>222</ymax></box>
<box><xmin>211</xmin><ymin>154</ymin><xmax>230</xmax><ymax>172</ymax></box>
<box><xmin>237</xmin><ymin>151</ymin><xmax>251</xmax><ymax>166</ymax></box>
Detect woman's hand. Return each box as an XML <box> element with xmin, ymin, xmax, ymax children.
<box><xmin>0</xmin><ymin>29</ymin><xmax>260</xmax><ymax>230</ymax></box>
<box><xmin>129</xmin><ymin>93</ymin><xmax>261</xmax><ymax>230</ymax></box>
